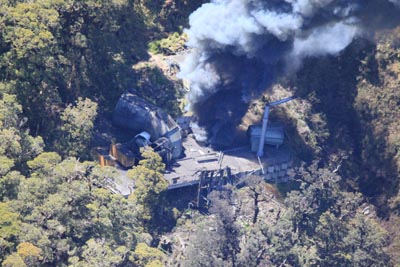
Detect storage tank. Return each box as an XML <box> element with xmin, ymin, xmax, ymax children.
<box><xmin>248</xmin><ymin>123</ymin><xmax>284</xmax><ymax>152</ymax></box>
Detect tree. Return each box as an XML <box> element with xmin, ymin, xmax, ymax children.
<box><xmin>27</xmin><ymin>152</ymin><xmax>62</xmax><ymax>178</ymax></box>
<box><xmin>3</xmin><ymin>242</ymin><xmax>43</xmax><ymax>267</ymax></box>
<box><xmin>86</xmin><ymin>188</ymin><xmax>139</xmax><ymax>248</ymax></box>
<box><xmin>243</xmin><ymin>175</ymin><xmax>271</xmax><ymax>224</ymax></box>
<box><xmin>236</xmin><ymin>224</ymin><xmax>270</xmax><ymax>267</ymax></box>
<box><xmin>0</xmin><ymin>203</ymin><xmax>21</xmax><ymax>262</ymax></box>
<box><xmin>70</xmin><ymin>239</ymin><xmax>129</xmax><ymax>267</ymax></box>
<box><xmin>16</xmin><ymin>242</ymin><xmax>42</xmax><ymax>264</ymax></box>
<box><xmin>208</xmin><ymin>188</ymin><xmax>241</xmax><ymax>266</ymax></box>
<box><xmin>2</xmin><ymin>254</ymin><xmax>26</xmax><ymax>267</ymax></box>
<box><xmin>0</xmin><ymin>171</ymin><xmax>24</xmax><ymax>201</ymax></box>
<box><xmin>6</xmin><ymin>155</ymin><xmax>146</xmax><ymax>266</ymax></box>
<box><xmin>57</xmin><ymin>97</ymin><xmax>97</xmax><ymax>158</ymax></box>
<box><xmin>264</xmin><ymin>209</ymin><xmax>303</xmax><ymax>266</ymax></box>
<box><xmin>0</xmin><ymin>93</ymin><xmax>44</xmax><ymax>172</ymax></box>
<box><xmin>128</xmin><ymin>149</ymin><xmax>168</xmax><ymax>227</ymax></box>
<box><xmin>0</xmin><ymin>2</ymin><xmax>62</xmax><ymax>138</ymax></box>
<box><xmin>180</xmin><ymin>216</ymin><xmax>225</xmax><ymax>267</ymax></box>
<box><xmin>130</xmin><ymin>242</ymin><xmax>165</xmax><ymax>267</ymax></box>
<box><xmin>315</xmin><ymin>211</ymin><xmax>349</xmax><ymax>266</ymax></box>
<box><xmin>343</xmin><ymin>213</ymin><xmax>390</xmax><ymax>267</ymax></box>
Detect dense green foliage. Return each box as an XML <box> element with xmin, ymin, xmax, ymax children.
<box><xmin>0</xmin><ymin>149</ymin><xmax>170</xmax><ymax>266</ymax></box>
<box><xmin>0</xmin><ymin>0</ymin><xmax>399</xmax><ymax>266</ymax></box>
<box><xmin>148</xmin><ymin>32</ymin><xmax>187</xmax><ymax>55</ymax></box>
<box><xmin>0</xmin><ymin>0</ymin><xmax>200</xmax><ymax>266</ymax></box>
<box><xmin>0</xmin><ymin>0</ymin><xmax>193</xmax><ymax>151</ymax></box>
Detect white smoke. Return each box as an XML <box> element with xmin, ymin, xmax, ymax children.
<box><xmin>252</xmin><ymin>11</ymin><xmax>302</xmax><ymax>41</ymax></box>
<box><xmin>179</xmin><ymin>0</ymin><xmax>398</xmax><ymax>105</ymax></box>
<box><xmin>177</xmin><ymin>51</ymin><xmax>220</xmax><ymax>104</ymax></box>
<box><xmin>286</xmin><ymin>0</ymin><xmax>334</xmax><ymax>17</ymax></box>
<box><xmin>185</xmin><ymin>0</ymin><xmax>264</xmax><ymax>54</ymax></box>
<box><xmin>389</xmin><ymin>0</ymin><xmax>400</xmax><ymax>6</ymax></box>
<box><xmin>290</xmin><ymin>21</ymin><xmax>359</xmax><ymax>68</ymax></box>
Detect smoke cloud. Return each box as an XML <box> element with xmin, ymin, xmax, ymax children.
<box><xmin>178</xmin><ymin>0</ymin><xmax>400</xmax><ymax>147</ymax></box>
<box><xmin>290</xmin><ymin>21</ymin><xmax>359</xmax><ymax>68</ymax></box>
<box><xmin>389</xmin><ymin>0</ymin><xmax>400</xmax><ymax>7</ymax></box>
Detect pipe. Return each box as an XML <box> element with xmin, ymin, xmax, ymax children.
<box><xmin>257</xmin><ymin>96</ymin><xmax>295</xmax><ymax>157</ymax></box>
<box><xmin>257</xmin><ymin>106</ymin><xmax>269</xmax><ymax>157</ymax></box>
<box><xmin>269</xmin><ymin>96</ymin><xmax>295</xmax><ymax>107</ymax></box>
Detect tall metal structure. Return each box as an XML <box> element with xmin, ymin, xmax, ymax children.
<box><xmin>257</xmin><ymin>96</ymin><xmax>295</xmax><ymax>157</ymax></box>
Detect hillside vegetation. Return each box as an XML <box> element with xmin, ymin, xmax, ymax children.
<box><xmin>0</xmin><ymin>0</ymin><xmax>399</xmax><ymax>266</ymax></box>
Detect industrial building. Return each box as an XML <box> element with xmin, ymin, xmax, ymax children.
<box><xmin>94</xmin><ymin>93</ymin><xmax>295</xmax><ymax>205</ymax></box>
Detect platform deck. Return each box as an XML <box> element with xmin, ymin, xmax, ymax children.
<box><xmin>164</xmin><ymin>136</ymin><xmax>291</xmax><ymax>189</ymax></box>
<box><xmin>111</xmin><ymin>135</ymin><xmax>292</xmax><ymax>195</ymax></box>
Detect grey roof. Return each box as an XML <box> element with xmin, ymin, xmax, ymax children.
<box><xmin>113</xmin><ymin>93</ymin><xmax>179</xmax><ymax>139</ymax></box>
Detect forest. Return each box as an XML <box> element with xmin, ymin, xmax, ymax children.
<box><xmin>0</xmin><ymin>0</ymin><xmax>399</xmax><ymax>266</ymax></box>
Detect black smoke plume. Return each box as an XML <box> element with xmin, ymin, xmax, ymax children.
<box><xmin>178</xmin><ymin>0</ymin><xmax>400</xmax><ymax>147</ymax></box>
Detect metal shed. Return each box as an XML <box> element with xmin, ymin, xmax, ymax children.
<box><xmin>248</xmin><ymin>123</ymin><xmax>284</xmax><ymax>152</ymax></box>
